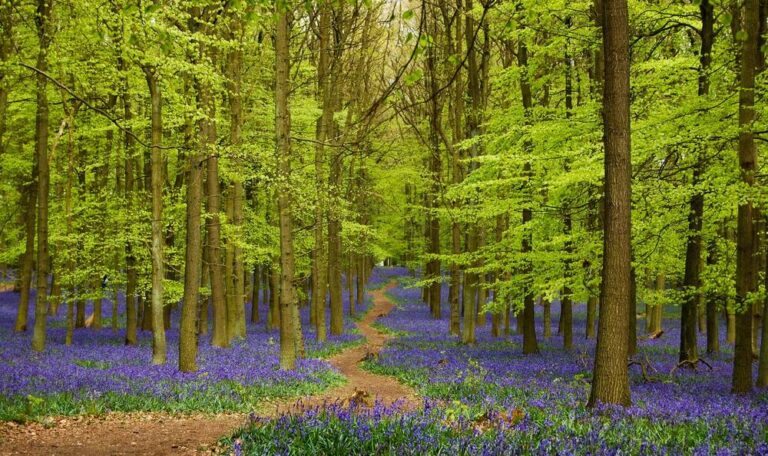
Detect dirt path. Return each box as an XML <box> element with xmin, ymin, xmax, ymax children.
<box><xmin>0</xmin><ymin>281</ymin><xmax>415</xmax><ymax>455</ymax></box>
<box><xmin>268</xmin><ymin>281</ymin><xmax>418</xmax><ymax>414</ymax></box>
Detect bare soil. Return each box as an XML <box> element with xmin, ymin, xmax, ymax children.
<box><xmin>0</xmin><ymin>281</ymin><xmax>416</xmax><ymax>455</ymax></box>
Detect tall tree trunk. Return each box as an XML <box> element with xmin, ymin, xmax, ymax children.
<box><xmin>268</xmin><ymin>264</ymin><xmax>280</xmax><ymax>330</ymax></box>
<box><xmin>448</xmin><ymin>11</ymin><xmax>464</xmax><ymax>334</ymax></box>
<box><xmin>733</xmin><ymin>0</ymin><xmax>760</xmax><ymax>394</ymax></box>
<box><xmin>206</xmin><ymin>81</ymin><xmax>227</xmax><ymax>349</ymax></box>
<box><xmin>228</xmin><ymin>28</ymin><xmax>246</xmax><ymax>340</ymax></box>
<box><xmin>64</xmin><ymin>98</ymin><xmax>76</xmax><ymax>346</ymax></box>
<box><xmin>275</xmin><ymin>4</ymin><xmax>297</xmax><ymax>370</ymax></box>
<box><xmin>426</xmin><ymin>21</ymin><xmax>442</xmax><ymax>320</ymax></box>
<box><xmin>519</xmin><ymin>37</ymin><xmax>538</xmax><ymax>355</ymax></box>
<box><xmin>462</xmin><ymin>233</ymin><xmax>477</xmax><ymax>344</ymax></box>
<box><xmin>15</xmin><ymin>180</ymin><xmax>36</xmax><ymax>332</ymax></box>
<box><xmin>179</xmin><ymin>42</ymin><xmax>211</xmax><ymax>371</ymax></box>
<box><xmin>199</xmin><ymin>231</ymin><xmax>210</xmax><ymax>335</ymax></box>
<box><xmin>225</xmin><ymin>190</ymin><xmax>237</xmax><ymax>340</ymax></box>
<box><xmin>705</xmin><ymin>245</ymin><xmax>719</xmax><ymax>353</ymax></box>
<box><xmin>542</xmin><ymin>299</ymin><xmax>551</xmax><ymax>339</ymax></box>
<box><xmin>649</xmin><ymin>274</ymin><xmax>664</xmax><ymax>333</ymax></box>
<box><xmin>328</xmin><ymin>155</ymin><xmax>343</xmax><ymax>334</ymax></box>
<box><xmin>347</xmin><ymin>254</ymin><xmax>355</xmax><ymax>316</ymax></box>
<box><xmin>588</xmin><ymin>0</ymin><xmax>632</xmax><ymax>407</ymax></box>
<box><xmin>562</xmin><ymin>24</ymin><xmax>574</xmax><ymax>350</ymax></box>
<box><xmin>31</xmin><ymin>0</ymin><xmax>53</xmax><ymax>352</ymax></box>
<box><xmin>759</xmin><ymin>245</ymin><xmax>768</xmax><ymax>386</ymax></box>
<box><xmin>313</xmin><ymin>0</ymin><xmax>332</xmax><ymax>342</ymax></box>
<box><xmin>356</xmin><ymin>255</ymin><xmax>365</xmax><ymax>309</ymax></box>
<box><xmin>251</xmin><ymin>265</ymin><xmax>260</xmax><ymax>323</ymax></box>
<box><xmin>233</xmin><ymin>181</ymin><xmax>246</xmax><ymax>338</ymax></box>
<box><xmin>679</xmin><ymin>0</ymin><xmax>714</xmax><ymax>365</ymax></box>
<box><xmin>328</xmin><ymin>172</ymin><xmax>343</xmax><ymax>335</ymax></box>
<box><xmin>144</xmin><ymin>68</ymin><xmax>167</xmax><ymax>365</ymax></box>
<box><xmin>628</xmin><ymin>266</ymin><xmax>637</xmax><ymax>356</ymax></box>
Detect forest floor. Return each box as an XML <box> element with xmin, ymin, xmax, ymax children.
<box><xmin>0</xmin><ymin>281</ymin><xmax>416</xmax><ymax>455</ymax></box>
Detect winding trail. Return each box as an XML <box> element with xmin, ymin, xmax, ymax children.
<box><xmin>269</xmin><ymin>280</ymin><xmax>418</xmax><ymax>414</ymax></box>
<box><xmin>0</xmin><ymin>281</ymin><xmax>415</xmax><ymax>455</ymax></box>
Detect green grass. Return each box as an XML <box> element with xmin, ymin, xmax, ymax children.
<box><xmin>72</xmin><ymin>359</ymin><xmax>111</xmax><ymax>370</ymax></box>
<box><xmin>306</xmin><ymin>338</ymin><xmax>366</xmax><ymax>359</ymax></box>
<box><xmin>0</xmin><ymin>371</ymin><xmax>346</xmax><ymax>423</ymax></box>
<box><xmin>370</xmin><ymin>322</ymin><xmax>410</xmax><ymax>337</ymax></box>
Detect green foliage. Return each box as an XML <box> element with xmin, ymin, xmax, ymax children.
<box><xmin>0</xmin><ymin>371</ymin><xmax>345</xmax><ymax>423</ymax></box>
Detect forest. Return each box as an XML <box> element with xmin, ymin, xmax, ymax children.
<box><xmin>0</xmin><ymin>0</ymin><xmax>767</xmax><ymax>454</ymax></box>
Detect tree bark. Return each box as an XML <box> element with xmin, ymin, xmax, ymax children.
<box><xmin>562</xmin><ymin>25</ymin><xmax>574</xmax><ymax>350</ymax></box>
<box><xmin>733</xmin><ymin>0</ymin><xmax>760</xmax><ymax>394</ymax></box>
<box><xmin>15</xmin><ymin>178</ymin><xmax>36</xmax><ymax>332</ymax></box>
<box><xmin>31</xmin><ymin>0</ymin><xmax>53</xmax><ymax>352</ymax></box>
<box><xmin>759</xmin><ymin>244</ymin><xmax>768</xmax><ymax>386</ymax></box>
<box><xmin>462</xmin><ymin>233</ymin><xmax>477</xmax><ymax>344</ymax></box>
<box><xmin>251</xmin><ymin>265</ymin><xmax>260</xmax><ymax>323</ymax></box>
<box><xmin>179</xmin><ymin>37</ymin><xmax>211</xmax><ymax>371</ymax></box>
<box><xmin>588</xmin><ymin>0</ymin><xmax>632</xmax><ymax>407</ymax></box>
<box><xmin>205</xmin><ymin>80</ymin><xmax>227</xmax><ymax>349</ymax></box>
<box><xmin>143</xmin><ymin>68</ymin><xmax>167</xmax><ymax>365</ymax></box>
<box><xmin>313</xmin><ymin>0</ymin><xmax>332</xmax><ymax>342</ymax></box>
<box><xmin>519</xmin><ymin>37</ymin><xmax>538</xmax><ymax>356</ymax></box>
<box><xmin>678</xmin><ymin>0</ymin><xmax>713</xmax><ymax>365</ymax></box>
<box><xmin>275</xmin><ymin>4</ymin><xmax>297</xmax><ymax>370</ymax></box>
<box><xmin>228</xmin><ymin>28</ymin><xmax>246</xmax><ymax>339</ymax></box>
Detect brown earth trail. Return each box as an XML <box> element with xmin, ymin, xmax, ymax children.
<box><xmin>269</xmin><ymin>281</ymin><xmax>419</xmax><ymax>414</ymax></box>
<box><xmin>0</xmin><ymin>281</ymin><xmax>416</xmax><ymax>455</ymax></box>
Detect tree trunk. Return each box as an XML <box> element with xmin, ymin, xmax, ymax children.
<box><xmin>678</xmin><ymin>0</ymin><xmax>713</xmax><ymax>365</ymax></box>
<box><xmin>179</xmin><ymin>47</ymin><xmax>211</xmax><ymax>371</ymax></box>
<box><xmin>705</xmin><ymin>251</ymin><xmax>719</xmax><ymax>353</ymax></box>
<box><xmin>347</xmin><ymin>254</ymin><xmax>355</xmax><ymax>316</ymax></box>
<box><xmin>225</xmin><ymin>189</ymin><xmax>237</xmax><ymax>341</ymax></box>
<box><xmin>31</xmin><ymin>0</ymin><xmax>53</xmax><ymax>352</ymax></box>
<box><xmin>759</xmin><ymin>249</ymin><xmax>768</xmax><ymax>386</ymax></box>
<box><xmin>144</xmin><ymin>68</ymin><xmax>166</xmax><ymax>365</ymax></box>
<box><xmin>588</xmin><ymin>0</ymin><xmax>632</xmax><ymax>407</ymax></box>
<box><xmin>426</xmin><ymin>25</ymin><xmax>442</xmax><ymax>320</ymax></box>
<box><xmin>628</xmin><ymin>267</ymin><xmax>637</xmax><ymax>357</ymax></box>
<box><xmin>269</xmin><ymin>263</ymin><xmax>280</xmax><ymax>330</ymax></box>
<box><xmin>15</xmin><ymin>178</ymin><xmax>36</xmax><ymax>332</ymax></box>
<box><xmin>64</xmin><ymin>97</ymin><xmax>75</xmax><ymax>346</ymax></box>
<box><xmin>356</xmin><ymin>255</ymin><xmax>365</xmax><ymax>310</ymax></box>
<box><xmin>206</xmin><ymin>85</ymin><xmax>227</xmax><ymax>349</ymax></box>
<box><xmin>251</xmin><ymin>265</ymin><xmax>260</xmax><ymax>323</ymax></box>
<box><xmin>328</xmin><ymin>159</ymin><xmax>343</xmax><ymax>335</ymax></box>
<box><xmin>649</xmin><ymin>274</ymin><xmax>664</xmax><ymax>334</ymax></box>
<box><xmin>275</xmin><ymin>4</ymin><xmax>297</xmax><ymax>370</ymax></box>
<box><xmin>733</xmin><ymin>0</ymin><xmax>760</xmax><ymax>394</ymax></box>
<box><xmin>93</xmin><ymin>278</ymin><xmax>102</xmax><ymax>330</ymax></box>
<box><xmin>462</xmin><ymin>233</ymin><xmax>477</xmax><ymax>344</ymax></box>
<box><xmin>519</xmin><ymin>37</ymin><xmax>538</xmax><ymax>356</ymax></box>
<box><xmin>227</xmin><ymin>27</ymin><xmax>247</xmax><ymax>340</ymax></box>
<box><xmin>562</xmin><ymin>28</ymin><xmax>574</xmax><ymax>350</ymax></box>
<box><xmin>233</xmin><ymin>181</ymin><xmax>246</xmax><ymax>338</ymax></box>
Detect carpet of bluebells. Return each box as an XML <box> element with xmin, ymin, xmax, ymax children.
<box><xmin>0</xmin><ymin>271</ymin><xmax>386</xmax><ymax>421</ymax></box>
<box><xmin>230</xmin><ymin>267</ymin><xmax>768</xmax><ymax>455</ymax></box>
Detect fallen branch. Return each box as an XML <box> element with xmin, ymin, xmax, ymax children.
<box><xmin>628</xmin><ymin>354</ymin><xmax>658</xmax><ymax>382</ymax></box>
<box><xmin>669</xmin><ymin>358</ymin><xmax>713</xmax><ymax>375</ymax></box>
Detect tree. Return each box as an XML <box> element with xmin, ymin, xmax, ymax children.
<box><xmin>31</xmin><ymin>0</ymin><xmax>54</xmax><ymax>352</ymax></box>
<box><xmin>732</xmin><ymin>0</ymin><xmax>760</xmax><ymax>395</ymax></box>
<box><xmin>275</xmin><ymin>1</ymin><xmax>298</xmax><ymax>370</ymax></box>
<box><xmin>143</xmin><ymin>65</ymin><xmax>167</xmax><ymax>365</ymax></box>
<box><xmin>588</xmin><ymin>0</ymin><xmax>632</xmax><ymax>407</ymax></box>
<box><xmin>678</xmin><ymin>0</ymin><xmax>714</xmax><ymax>367</ymax></box>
